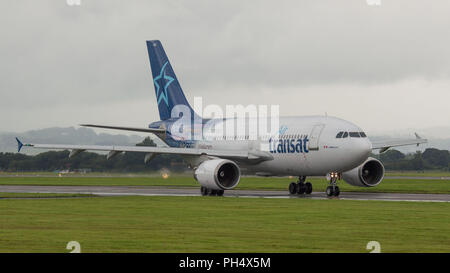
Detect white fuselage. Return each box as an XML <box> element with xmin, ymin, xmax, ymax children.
<box><xmin>178</xmin><ymin>116</ymin><xmax>372</xmax><ymax>177</ymax></box>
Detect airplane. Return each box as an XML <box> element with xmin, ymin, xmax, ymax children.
<box><xmin>16</xmin><ymin>40</ymin><xmax>427</xmax><ymax>197</ymax></box>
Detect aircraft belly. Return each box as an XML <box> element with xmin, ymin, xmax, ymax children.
<box><xmin>305</xmin><ymin>150</ymin><xmax>356</xmax><ymax>174</ymax></box>
<box><xmin>247</xmin><ymin>153</ymin><xmax>310</xmax><ymax>176</ymax></box>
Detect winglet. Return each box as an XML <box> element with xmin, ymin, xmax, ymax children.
<box><xmin>414</xmin><ymin>133</ymin><xmax>426</xmax><ymax>147</ymax></box>
<box><xmin>15</xmin><ymin>137</ymin><xmax>24</xmax><ymax>153</ymax></box>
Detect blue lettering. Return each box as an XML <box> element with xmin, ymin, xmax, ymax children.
<box><xmin>268</xmin><ymin>137</ymin><xmax>310</xmax><ymax>154</ymax></box>
<box><xmin>296</xmin><ymin>139</ymin><xmax>302</xmax><ymax>153</ymax></box>
<box><xmin>277</xmin><ymin>141</ymin><xmax>283</xmax><ymax>153</ymax></box>
<box><xmin>303</xmin><ymin>136</ymin><xmax>309</xmax><ymax>153</ymax></box>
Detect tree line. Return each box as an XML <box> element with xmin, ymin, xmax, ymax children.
<box><xmin>0</xmin><ymin>137</ymin><xmax>188</xmax><ymax>173</ymax></box>
<box><xmin>0</xmin><ymin>137</ymin><xmax>449</xmax><ymax>172</ymax></box>
<box><xmin>374</xmin><ymin>148</ymin><xmax>449</xmax><ymax>171</ymax></box>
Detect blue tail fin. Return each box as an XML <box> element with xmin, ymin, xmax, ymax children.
<box><xmin>146</xmin><ymin>40</ymin><xmax>198</xmax><ymax>121</ymax></box>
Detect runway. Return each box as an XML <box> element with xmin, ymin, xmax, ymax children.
<box><xmin>1</xmin><ymin>174</ymin><xmax>449</xmax><ymax>180</ymax></box>
<box><xmin>0</xmin><ymin>185</ymin><xmax>449</xmax><ymax>202</ymax></box>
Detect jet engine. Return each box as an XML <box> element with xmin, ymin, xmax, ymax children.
<box><xmin>194</xmin><ymin>159</ymin><xmax>241</xmax><ymax>190</ymax></box>
<box><xmin>342</xmin><ymin>157</ymin><xmax>385</xmax><ymax>187</ymax></box>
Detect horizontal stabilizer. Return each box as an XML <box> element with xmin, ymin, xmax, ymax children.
<box><xmin>80</xmin><ymin>124</ymin><xmax>166</xmax><ymax>134</ymax></box>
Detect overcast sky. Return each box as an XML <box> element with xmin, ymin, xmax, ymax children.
<box><xmin>1</xmin><ymin>0</ymin><xmax>450</xmax><ymax>134</ymax></box>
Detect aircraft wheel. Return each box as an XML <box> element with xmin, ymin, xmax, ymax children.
<box><xmin>217</xmin><ymin>190</ymin><xmax>224</xmax><ymax>196</ymax></box>
<box><xmin>209</xmin><ymin>190</ymin><xmax>218</xmax><ymax>196</ymax></box>
<box><xmin>326</xmin><ymin>186</ymin><xmax>334</xmax><ymax>197</ymax></box>
<box><xmin>297</xmin><ymin>182</ymin><xmax>306</xmax><ymax>194</ymax></box>
<box><xmin>288</xmin><ymin>182</ymin><xmax>298</xmax><ymax>194</ymax></box>
<box><xmin>333</xmin><ymin>186</ymin><xmax>340</xmax><ymax>197</ymax></box>
<box><xmin>201</xmin><ymin>186</ymin><xmax>209</xmax><ymax>196</ymax></box>
<box><xmin>305</xmin><ymin>182</ymin><xmax>313</xmax><ymax>194</ymax></box>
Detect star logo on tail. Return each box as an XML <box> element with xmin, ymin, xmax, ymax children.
<box><xmin>153</xmin><ymin>61</ymin><xmax>174</xmax><ymax>106</ymax></box>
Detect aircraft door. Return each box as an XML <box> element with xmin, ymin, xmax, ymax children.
<box><xmin>308</xmin><ymin>124</ymin><xmax>325</xmax><ymax>151</ymax></box>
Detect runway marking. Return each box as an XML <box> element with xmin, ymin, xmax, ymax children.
<box><xmin>338</xmin><ymin>198</ymin><xmax>450</xmax><ymax>203</ymax></box>
<box><xmin>0</xmin><ymin>188</ymin><xmax>448</xmax><ymax>203</ymax></box>
<box><xmin>231</xmin><ymin>195</ymin><xmax>450</xmax><ymax>202</ymax></box>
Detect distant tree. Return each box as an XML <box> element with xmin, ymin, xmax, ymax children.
<box><xmin>3</xmin><ymin>145</ymin><xmax>448</xmax><ymax>173</ymax></box>
<box><xmin>136</xmin><ymin>137</ymin><xmax>156</xmax><ymax>147</ymax></box>
<box><xmin>379</xmin><ymin>149</ymin><xmax>405</xmax><ymax>162</ymax></box>
<box><xmin>422</xmin><ymin>148</ymin><xmax>449</xmax><ymax>168</ymax></box>
<box><xmin>409</xmin><ymin>151</ymin><xmax>425</xmax><ymax>170</ymax></box>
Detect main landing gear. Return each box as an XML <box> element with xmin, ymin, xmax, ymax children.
<box><xmin>288</xmin><ymin>176</ymin><xmax>313</xmax><ymax>195</ymax></box>
<box><xmin>200</xmin><ymin>186</ymin><xmax>224</xmax><ymax>197</ymax></box>
<box><xmin>326</xmin><ymin>172</ymin><xmax>340</xmax><ymax>197</ymax></box>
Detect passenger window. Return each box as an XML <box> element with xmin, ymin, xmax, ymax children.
<box><xmin>360</xmin><ymin>132</ymin><xmax>367</xmax><ymax>138</ymax></box>
<box><xmin>336</xmin><ymin>132</ymin><xmax>343</xmax><ymax>138</ymax></box>
<box><xmin>349</xmin><ymin>132</ymin><xmax>360</xmax><ymax>138</ymax></box>
<box><xmin>342</xmin><ymin>132</ymin><xmax>348</xmax><ymax>138</ymax></box>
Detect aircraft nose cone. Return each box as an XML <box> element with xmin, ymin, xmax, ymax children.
<box><xmin>358</xmin><ymin>139</ymin><xmax>372</xmax><ymax>158</ymax></box>
<box><xmin>366</xmin><ymin>139</ymin><xmax>373</xmax><ymax>152</ymax></box>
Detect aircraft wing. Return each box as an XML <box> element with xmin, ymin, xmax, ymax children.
<box><xmin>371</xmin><ymin>133</ymin><xmax>427</xmax><ymax>153</ymax></box>
<box><xmin>15</xmin><ymin>138</ymin><xmax>273</xmax><ymax>161</ymax></box>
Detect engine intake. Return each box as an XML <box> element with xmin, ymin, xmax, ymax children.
<box><xmin>194</xmin><ymin>159</ymin><xmax>241</xmax><ymax>190</ymax></box>
<box><xmin>342</xmin><ymin>157</ymin><xmax>385</xmax><ymax>187</ymax></box>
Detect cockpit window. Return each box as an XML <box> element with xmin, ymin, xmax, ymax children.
<box><xmin>349</xmin><ymin>132</ymin><xmax>361</xmax><ymax>138</ymax></box>
<box><xmin>342</xmin><ymin>132</ymin><xmax>348</xmax><ymax>138</ymax></box>
<box><xmin>360</xmin><ymin>132</ymin><xmax>367</xmax><ymax>138</ymax></box>
<box><xmin>336</xmin><ymin>132</ymin><xmax>343</xmax><ymax>138</ymax></box>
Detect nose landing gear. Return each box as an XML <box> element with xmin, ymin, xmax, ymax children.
<box><xmin>288</xmin><ymin>176</ymin><xmax>313</xmax><ymax>195</ymax></box>
<box><xmin>326</xmin><ymin>172</ymin><xmax>341</xmax><ymax>197</ymax></box>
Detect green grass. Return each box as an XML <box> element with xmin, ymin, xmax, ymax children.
<box><xmin>0</xmin><ymin>196</ymin><xmax>448</xmax><ymax>253</ymax></box>
<box><xmin>386</xmin><ymin>171</ymin><xmax>450</xmax><ymax>177</ymax></box>
<box><xmin>0</xmin><ymin>176</ymin><xmax>449</xmax><ymax>194</ymax></box>
<box><xmin>0</xmin><ymin>171</ymin><xmax>163</xmax><ymax>177</ymax></box>
<box><xmin>0</xmin><ymin>176</ymin><xmax>198</xmax><ymax>187</ymax></box>
<box><xmin>0</xmin><ymin>192</ymin><xmax>95</xmax><ymax>198</ymax></box>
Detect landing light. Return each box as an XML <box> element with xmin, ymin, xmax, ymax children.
<box><xmin>327</xmin><ymin>172</ymin><xmax>340</xmax><ymax>180</ymax></box>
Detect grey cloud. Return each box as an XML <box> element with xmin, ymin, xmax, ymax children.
<box><xmin>0</xmin><ymin>0</ymin><xmax>450</xmax><ymax>131</ymax></box>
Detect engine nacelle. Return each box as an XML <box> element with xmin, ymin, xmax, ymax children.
<box><xmin>342</xmin><ymin>157</ymin><xmax>385</xmax><ymax>187</ymax></box>
<box><xmin>194</xmin><ymin>159</ymin><xmax>241</xmax><ymax>190</ymax></box>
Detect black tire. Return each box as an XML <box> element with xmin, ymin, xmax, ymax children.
<box><xmin>217</xmin><ymin>190</ymin><xmax>224</xmax><ymax>196</ymax></box>
<box><xmin>297</xmin><ymin>182</ymin><xmax>306</xmax><ymax>194</ymax></box>
<box><xmin>288</xmin><ymin>182</ymin><xmax>298</xmax><ymax>194</ymax></box>
<box><xmin>305</xmin><ymin>182</ymin><xmax>313</xmax><ymax>194</ymax></box>
<box><xmin>201</xmin><ymin>186</ymin><xmax>208</xmax><ymax>196</ymax></box>
<box><xmin>210</xmin><ymin>190</ymin><xmax>217</xmax><ymax>196</ymax></box>
<box><xmin>326</xmin><ymin>186</ymin><xmax>334</xmax><ymax>197</ymax></box>
<box><xmin>333</xmin><ymin>186</ymin><xmax>340</xmax><ymax>197</ymax></box>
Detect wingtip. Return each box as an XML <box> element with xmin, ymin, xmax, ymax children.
<box><xmin>414</xmin><ymin>133</ymin><xmax>428</xmax><ymax>146</ymax></box>
<box><xmin>15</xmin><ymin>137</ymin><xmax>23</xmax><ymax>153</ymax></box>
